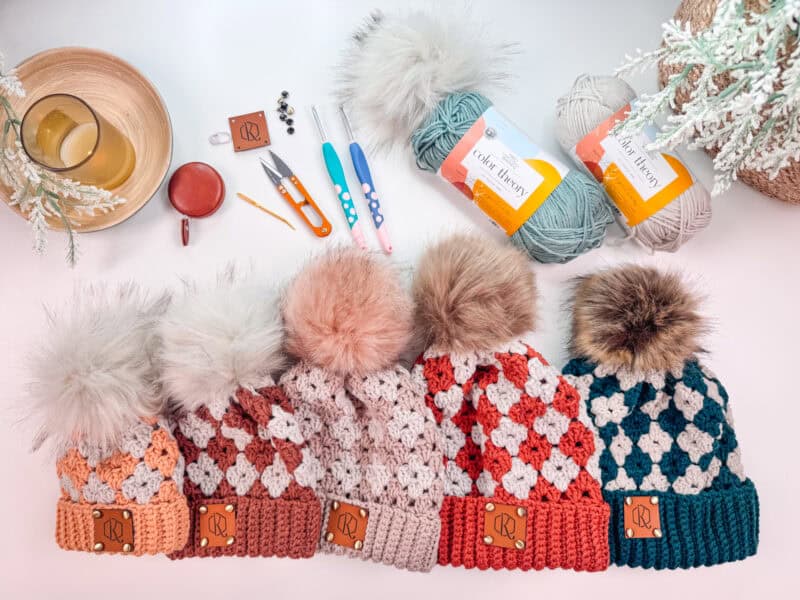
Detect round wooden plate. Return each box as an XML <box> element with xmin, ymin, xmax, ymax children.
<box><xmin>1</xmin><ymin>47</ymin><xmax>173</xmax><ymax>231</ymax></box>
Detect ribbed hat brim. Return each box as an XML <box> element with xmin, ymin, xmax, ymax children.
<box><xmin>605</xmin><ymin>479</ymin><xmax>759</xmax><ymax>569</ymax></box>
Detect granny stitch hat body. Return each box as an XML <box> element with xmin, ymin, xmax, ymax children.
<box><xmin>29</xmin><ymin>284</ymin><xmax>189</xmax><ymax>555</ymax></box>
<box><xmin>280</xmin><ymin>247</ymin><xmax>444</xmax><ymax>572</ymax></box>
<box><xmin>563</xmin><ymin>359</ymin><xmax>759</xmax><ymax>569</ymax></box>
<box><xmin>157</xmin><ymin>275</ymin><xmax>321</xmax><ymax>559</ymax></box>
<box><xmin>564</xmin><ymin>265</ymin><xmax>759</xmax><ymax>569</ymax></box>
<box><xmin>170</xmin><ymin>383</ymin><xmax>322</xmax><ymax>558</ymax></box>
<box><xmin>412</xmin><ymin>234</ymin><xmax>609</xmax><ymax>571</ymax></box>
<box><xmin>281</xmin><ymin>364</ymin><xmax>443</xmax><ymax>571</ymax></box>
<box><xmin>416</xmin><ymin>342</ymin><xmax>610</xmax><ymax>571</ymax></box>
<box><xmin>56</xmin><ymin>419</ymin><xmax>189</xmax><ymax>555</ymax></box>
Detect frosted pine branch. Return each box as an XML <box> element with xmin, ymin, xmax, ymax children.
<box><xmin>615</xmin><ymin>0</ymin><xmax>800</xmax><ymax>195</ymax></box>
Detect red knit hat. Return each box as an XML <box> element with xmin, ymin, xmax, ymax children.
<box><xmin>156</xmin><ymin>273</ymin><xmax>322</xmax><ymax>558</ymax></box>
<box><xmin>412</xmin><ymin>235</ymin><xmax>610</xmax><ymax>571</ymax></box>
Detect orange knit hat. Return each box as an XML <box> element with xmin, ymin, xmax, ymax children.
<box><xmin>30</xmin><ymin>284</ymin><xmax>189</xmax><ymax>555</ymax></box>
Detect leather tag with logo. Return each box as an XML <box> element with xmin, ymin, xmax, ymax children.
<box><xmin>229</xmin><ymin>111</ymin><xmax>270</xmax><ymax>152</ymax></box>
<box><xmin>198</xmin><ymin>503</ymin><xmax>237</xmax><ymax>548</ymax></box>
<box><xmin>325</xmin><ymin>501</ymin><xmax>368</xmax><ymax>550</ymax></box>
<box><xmin>483</xmin><ymin>502</ymin><xmax>527</xmax><ymax>550</ymax></box>
<box><xmin>92</xmin><ymin>508</ymin><xmax>134</xmax><ymax>553</ymax></box>
<box><xmin>623</xmin><ymin>496</ymin><xmax>663</xmax><ymax>539</ymax></box>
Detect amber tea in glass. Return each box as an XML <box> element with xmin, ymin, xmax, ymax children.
<box><xmin>20</xmin><ymin>93</ymin><xmax>135</xmax><ymax>189</ymax></box>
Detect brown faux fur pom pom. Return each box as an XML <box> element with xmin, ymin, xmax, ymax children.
<box><xmin>571</xmin><ymin>265</ymin><xmax>706</xmax><ymax>372</ymax></box>
<box><xmin>413</xmin><ymin>234</ymin><xmax>536</xmax><ymax>354</ymax></box>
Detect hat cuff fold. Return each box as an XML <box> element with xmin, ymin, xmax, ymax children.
<box><xmin>437</xmin><ymin>495</ymin><xmax>610</xmax><ymax>571</ymax></box>
<box><xmin>56</xmin><ymin>496</ymin><xmax>190</xmax><ymax>555</ymax></box>
<box><xmin>319</xmin><ymin>495</ymin><xmax>442</xmax><ymax>572</ymax></box>
<box><xmin>605</xmin><ymin>479</ymin><xmax>759</xmax><ymax>569</ymax></box>
<box><xmin>169</xmin><ymin>495</ymin><xmax>322</xmax><ymax>559</ymax></box>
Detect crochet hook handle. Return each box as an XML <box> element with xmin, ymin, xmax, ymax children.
<box><xmin>348</xmin><ymin>141</ymin><xmax>391</xmax><ymax>254</ymax></box>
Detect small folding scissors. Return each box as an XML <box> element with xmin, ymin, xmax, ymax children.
<box><xmin>259</xmin><ymin>150</ymin><xmax>332</xmax><ymax>237</ymax></box>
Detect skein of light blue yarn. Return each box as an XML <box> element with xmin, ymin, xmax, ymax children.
<box><xmin>411</xmin><ymin>92</ymin><xmax>614</xmax><ymax>264</ymax></box>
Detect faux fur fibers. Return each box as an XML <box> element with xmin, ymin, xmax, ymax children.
<box><xmin>337</xmin><ymin>9</ymin><xmax>515</xmax><ymax>151</ymax></box>
<box><xmin>413</xmin><ymin>234</ymin><xmax>537</xmax><ymax>354</ymax></box>
<box><xmin>157</xmin><ymin>274</ymin><xmax>285</xmax><ymax>415</ymax></box>
<box><xmin>29</xmin><ymin>283</ymin><xmax>167</xmax><ymax>451</ymax></box>
<box><xmin>571</xmin><ymin>265</ymin><xmax>706</xmax><ymax>372</ymax></box>
<box><xmin>283</xmin><ymin>248</ymin><xmax>412</xmax><ymax>375</ymax></box>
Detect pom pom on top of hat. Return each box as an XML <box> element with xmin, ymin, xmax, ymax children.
<box><xmin>337</xmin><ymin>10</ymin><xmax>613</xmax><ymax>264</ymax></box>
<box><xmin>411</xmin><ymin>234</ymin><xmax>610</xmax><ymax>572</ymax></box>
<box><xmin>279</xmin><ymin>248</ymin><xmax>444</xmax><ymax>572</ymax></box>
<box><xmin>562</xmin><ymin>265</ymin><xmax>759</xmax><ymax>569</ymax></box>
<box><xmin>28</xmin><ymin>284</ymin><xmax>189</xmax><ymax>556</ymax></box>
<box><xmin>156</xmin><ymin>271</ymin><xmax>322</xmax><ymax>559</ymax></box>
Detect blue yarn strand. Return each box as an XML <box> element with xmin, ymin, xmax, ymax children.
<box><xmin>411</xmin><ymin>92</ymin><xmax>613</xmax><ymax>264</ymax></box>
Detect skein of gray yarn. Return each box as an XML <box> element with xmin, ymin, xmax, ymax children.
<box><xmin>555</xmin><ymin>75</ymin><xmax>712</xmax><ymax>252</ymax></box>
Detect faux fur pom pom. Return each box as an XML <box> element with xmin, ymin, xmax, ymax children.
<box><xmin>283</xmin><ymin>248</ymin><xmax>412</xmax><ymax>375</ymax></box>
<box><xmin>29</xmin><ymin>284</ymin><xmax>167</xmax><ymax>451</ymax></box>
<box><xmin>337</xmin><ymin>9</ymin><xmax>515</xmax><ymax>151</ymax></box>
<box><xmin>157</xmin><ymin>271</ymin><xmax>285</xmax><ymax>414</ymax></box>
<box><xmin>413</xmin><ymin>234</ymin><xmax>536</xmax><ymax>354</ymax></box>
<box><xmin>571</xmin><ymin>265</ymin><xmax>706</xmax><ymax>372</ymax></box>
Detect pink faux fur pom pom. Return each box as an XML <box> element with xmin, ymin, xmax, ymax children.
<box><xmin>283</xmin><ymin>248</ymin><xmax>412</xmax><ymax>375</ymax></box>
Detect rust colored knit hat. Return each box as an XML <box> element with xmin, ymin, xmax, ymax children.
<box><xmin>412</xmin><ymin>235</ymin><xmax>610</xmax><ymax>571</ymax></box>
<box><xmin>157</xmin><ymin>273</ymin><xmax>322</xmax><ymax>559</ymax></box>
<box><xmin>29</xmin><ymin>284</ymin><xmax>189</xmax><ymax>556</ymax></box>
<box><xmin>280</xmin><ymin>248</ymin><xmax>444</xmax><ymax>572</ymax></box>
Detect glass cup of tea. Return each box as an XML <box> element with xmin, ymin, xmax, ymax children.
<box><xmin>20</xmin><ymin>93</ymin><xmax>136</xmax><ymax>190</ymax></box>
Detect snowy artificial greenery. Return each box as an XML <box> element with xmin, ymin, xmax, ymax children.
<box><xmin>0</xmin><ymin>52</ymin><xmax>124</xmax><ymax>266</ymax></box>
<box><xmin>615</xmin><ymin>0</ymin><xmax>800</xmax><ymax>195</ymax></box>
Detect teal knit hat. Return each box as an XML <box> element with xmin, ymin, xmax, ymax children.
<box><xmin>563</xmin><ymin>265</ymin><xmax>758</xmax><ymax>569</ymax></box>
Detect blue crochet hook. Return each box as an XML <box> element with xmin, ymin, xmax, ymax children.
<box><xmin>340</xmin><ymin>105</ymin><xmax>392</xmax><ymax>254</ymax></box>
<box><xmin>310</xmin><ymin>105</ymin><xmax>367</xmax><ymax>249</ymax></box>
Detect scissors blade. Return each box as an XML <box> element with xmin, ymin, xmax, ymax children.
<box><xmin>269</xmin><ymin>150</ymin><xmax>294</xmax><ymax>178</ymax></box>
<box><xmin>259</xmin><ymin>157</ymin><xmax>283</xmax><ymax>187</ymax></box>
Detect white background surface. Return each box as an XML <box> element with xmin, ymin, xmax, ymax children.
<box><xmin>1</xmin><ymin>1</ymin><xmax>798</xmax><ymax>598</ymax></box>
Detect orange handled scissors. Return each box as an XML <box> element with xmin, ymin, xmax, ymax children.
<box><xmin>259</xmin><ymin>150</ymin><xmax>332</xmax><ymax>237</ymax></box>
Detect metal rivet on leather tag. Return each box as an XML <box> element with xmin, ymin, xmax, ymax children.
<box><xmin>200</xmin><ymin>537</ymin><xmax>209</xmax><ymax>547</ymax></box>
<box><xmin>93</xmin><ymin>542</ymin><xmax>104</xmax><ymax>551</ymax></box>
<box><xmin>485</xmin><ymin>502</ymin><xmax>495</xmax><ymax>512</ymax></box>
<box><xmin>359</xmin><ymin>508</ymin><xmax>367</xmax><ymax>518</ymax></box>
<box><xmin>122</xmin><ymin>510</ymin><xmax>131</xmax><ymax>520</ymax></box>
<box><xmin>225</xmin><ymin>504</ymin><xmax>235</xmax><ymax>513</ymax></box>
<box><xmin>515</xmin><ymin>540</ymin><xmax>525</xmax><ymax>550</ymax></box>
<box><xmin>122</xmin><ymin>543</ymin><xmax>132</xmax><ymax>553</ymax></box>
<box><xmin>354</xmin><ymin>540</ymin><xmax>363</xmax><ymax>550</ymax></box>
<box><xmin>226</xmin><ymin>536</ymin><xmax>235</xmax><ymax>546</ymax></box>
<box><xmin>517</xmin><ymin>507</ymin><xmax>527</xmax><ymax>517</ymax></box>
<box><xmin>650</xmin><ymin>496</ymin><xmax>659</xmax><ymax>505</ymax></box>
<box><xmin>92</xmin><ymin>509</ymin><xmax>102</xmax><ymax>519</ymax></box>
<box><xmin>483</xmin><ymin>535</ymin><xmax>493</xmax><ymax>544</ymax></box>
<box><xmin>653</xmin><ymin>528</ymin><xmax>663</xmax><ymax>538</ymax></box>
<box><xmin>199</xmin><ymin>505</ymin><xmax>208</xmax><ymax>514</ymax></box>
<box><xmin>326</xmin><ymin>532</ymin><xmax>334</xmax><ymax>542</ymax></box>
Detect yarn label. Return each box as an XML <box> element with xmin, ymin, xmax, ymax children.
<box><xmin>573</xmin><ymin>103</ymin><xmax>693</xmax><ymax>226</ymax></box>
<box><xmin>440</xmin><ymin>106</ymin><xmax>570</xmax><ymax>235</ymax></box>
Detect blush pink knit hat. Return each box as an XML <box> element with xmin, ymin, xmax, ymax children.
<box><xmin>280</xmin><ymin>248</ymin><xmax>444</xmax><ymax>572</ymax></box>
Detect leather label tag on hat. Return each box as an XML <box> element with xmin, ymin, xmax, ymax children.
<box><xmin>623</xmin><ymin>495</ymin><xmax>663</xmax><ymax>539</ymax></box>
<box><xmin>229</xmin><ymin>111</ymin><xmax>270</xmax><ymax>152</ymax></box>
<box><xmin>198</xmin><ymin>503</ymin><xmax>237</xmax><ymax>548</ymax></box>
<box><xmin>482</xmin><ymin>502</ymin><xmax>528</xmax><ymax>550</ymax></box>
<box><xmin>325</xmin><ymin>501</ymin><xmax>368</xmax><ymax>550</ymax></box>
<box><xmin>92</xmin><ymin>508</ymin><xmax>134</xmax><ymax>553</ymax></box>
